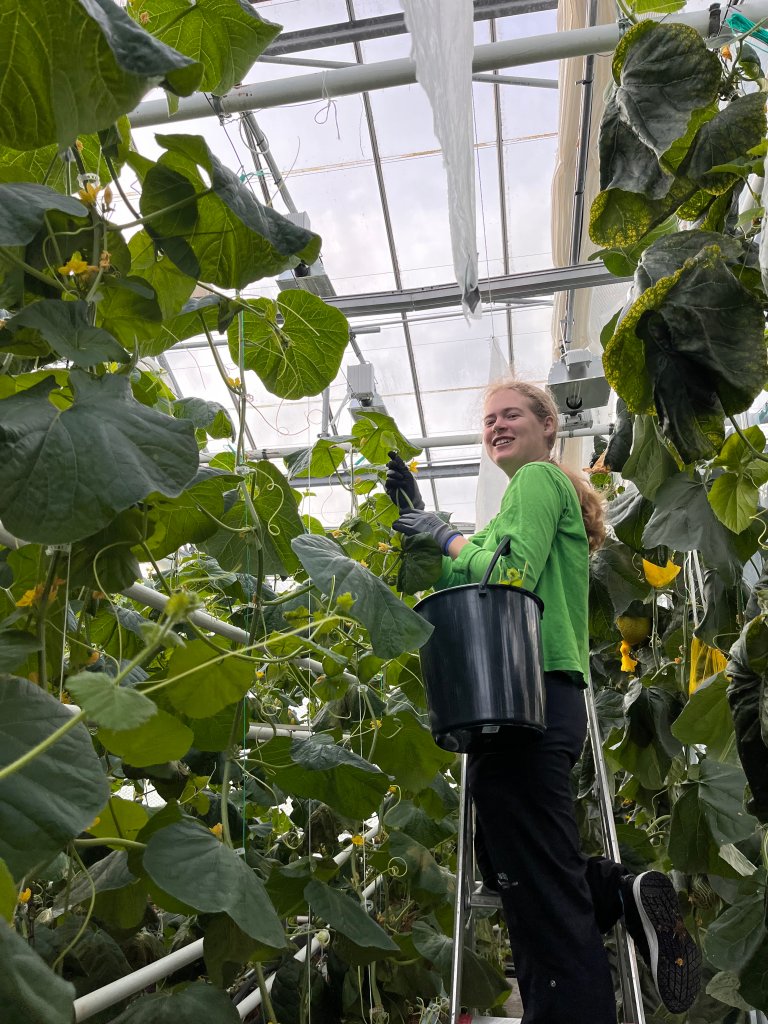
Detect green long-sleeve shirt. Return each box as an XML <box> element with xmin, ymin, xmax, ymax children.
<box><xmin>435</xmin><ymin>461</ymin><xmax>589</xmax><ymax>682</ymax></box>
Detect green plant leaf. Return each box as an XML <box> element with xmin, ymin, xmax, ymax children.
<box><xmin>66</xmin><ymin>672</ymin><xmax>158</xmax><ymax>731</ymax></box>
<box><xmin>142</xmin><ymin>134</ymin><xmax>321</xmax><ymax>289</ymax></box>
<box><xmin>613</xmin><ymin>22</ymin><xmax>721</xmax><ymax>161</ymax></box>
<box><xmin>4</xmin><ymin>299</ymin><xmax>129</xmax><ymax>366</ymax></box>
<box><xmin>704</xmin><ymin>893</ymin><xmax>767</xmax><ymax>972</ymax></box>
<box><xmin>0</xmin><ymin>0</ymin><xmax>201</xmax><ymax>150</ymax></box>
<box><xmin>0</xmin><ymin>183</ymin><xmax>86</xmax><ymax>245</ymax></box>
<box><xmin>396</xmin><ymin>534</ymin><xmax>443</xmax><ymax>595</ymax></box>
<box><xmin>370</xmin><ymin>708</ymin><xmax>453</xmax><ymax>793</ymax></box>
<box><xmin>304</xmin><ymin>878</ymin><xmax>397</xmax><ymax>952</ymax></box>
<box><xmin>0</xmin><ymin>859</ymin><xmax>16</xmax><ymax>922</ymax></box>
<box><xmin>131</xmin><ymin>0</ymin><xmax>281</xmax><ymax>95</ymax></box>
<box><xmin>163</xmin><ymin>639</ymin><xmax>254</xmax><ymax>718</ymax></box>
<box><xmin>89</xmin><ymin>796</ymin><xmax>149</xmax><ymax>842</ymax></box>
<box><xmin>352</xmin><ymin>411</ymin><xmax>422</xmax><ymax>465</ymax></box>
<box><xmin>128</xmin><ymin>229</ymin><xmax>196</xmax><ymax>324</ymax></box>
<box><xmin>143</xmin><ymin>819</ymin><xmax>286</xmax><ymax>947</ymax></box>
<box><xmin>138</xmin><ymin>293</ymin><xmax>230</xmax><ymax>357</ymax></box>
<box><xmin>143</xmin><ymin>468</ymin><xmax>240</xmax><ymax>560</ymax></box>
<box><xmin>622</xmin><ymin>415</ymin><xmax>678</xmax><ymax>499</ymax></box>
<box><xmin>173</xmin><ymin>397</ymin><xmax>234</xmax><ymax>440</ymax></box>
<box><xmin>0</xmin><ymin>630</ymin><xmax>42</xmax><ymax>672</ymax></box>
<box><xmin>252</xmin><ymin>461</ymin><xmax>304</xmax><ymax>574</ymax></box>
<box><xmin>0</xmin><ymin>919</ymin><xmax>76</xmax><ymax>1023</ymax></box>
<box><xmin>668</xmin><ymin>761</ymin><xmax>758</xmax><ymax>874</ymax></box>
<box><xmin>708</xmin><ymin>472</ymin><xmax>761</xmax><ymax>535</ymax></box>
<box><xmin>95</xmin><ymin>275</ymin><xmax>164</xmax><ymax>350</ymax></box>
<box><xmin>110</xmin><ymin>981</ymin><xmax>241</xmax><ymax>1024</ymax></box>
<box><xmin>54</xmin><ymin>849</ymin><xmax>136</xmax><ymax>914</ymax></box>
<box><xmin>285</xmin><ymin>438</ymin><xmax>350</xmax><ymax>480</ymax></box>
<box><xmin>680</xmin><ymin>92</ymin><xmax>767</xmax><ymax>193</ymax></box>
<box><xmin>671</xmin><ymin>672</ymin><xmax>735</xmax><ymax>761</ymax></box>
<box><xmin>411</xmin><ymin>920</ymin><xmax>508</xmax><ymax>1009</ymax></box>
<box><xmin>589</xmin><ymin>537</ymin><xmax>651</xmax><ymax>618</ymax></box>
<box><xmin>604</xmin><ymin>237</ymin><xmax>767</xmax><ymax>460</ymax></box>
<box><xmin>0</xmin><ymin>370</ymin><xmax>199</xmax><ymax>544</ymax></box>
<box><xmin>0</xmin><ymin>118</ymin><xmax>131</xmax><ymax>193</ymax></box>
<box><xmin>643</xmin><ymin>473</ymin><xmax>740</xmax><ymax>583</ymax></box>
<box><xmin>292</xmin><ymin>534</ymin><xmax>433</xmax><ymax>659</ymax></box>
<box><xmin>231</xmin><ymin>290</ymin><xmax>349</xmax><ymax>400</ymax></box>
<box><xmin>99</xmin><ymin>708</ymin><xmax>193</xmax><ymax>767</ymax></box>
<box><xmin>0</xmin><ymin>674</ymin><xmax>109</xmax><ymax>879</ymax></box>
<box><xmin>258</xmin><ymin>734</ymin><xmax>390</xmax><ymax>820</ymax></box>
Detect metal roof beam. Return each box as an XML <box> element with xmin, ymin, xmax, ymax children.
<box><xmin>262</xmin><ymin>0</ymin><xmax>557</xmax><ymax>56</ymax></box>
<box><xmin>325</xmin><ymin>262</ymin><xmax>627</xmax><ymax>318</ymax></box>
<box><xmin>129</xmin><ymin>3</ymin><xmax>758</xmax><ymax>127</ymax></box>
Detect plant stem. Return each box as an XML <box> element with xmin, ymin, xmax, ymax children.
<box><xmin>727</xmin><ymin>415</ymin><xmax>768</xmax><ymax>463</ymax></box>
<box><xmin>73</xmin><ymin>837</ymin><xmax>146</xmax><ymax>851</ymax></box>
<box><xmin>0</xmin><ymin>709</ymin><xmax>86</xmax><ymax>782</ymax></box>
<box><xmin>104</xmin><ymin>152</ymin><xmax>140</xmax><ymax>220</ymax></box>
<box><xmin>220</xmin><ymin>706</ymin><xmax>242</xmax><ymax>849</ymax></box>
<box><xmin>140</xmin><ymin>544</ymin><xmax>173</xmax><ymax>597</ymax></box>
<box><xmin>254</xmin><ymin>963</ymin><xmax>278</xmax><ymax>1023</ymax></box>
<box><xmin>2</xmin><ymin>250</ymin><xmax>68</xmax><ymax>293</ymax></box>
<box><xmin>53</xmin><ymin>845</ymin><xmax>96</xmax><ymax>972</ymax></box>
<box><xmin>36</xmin><ymin>551</ymin><xmax>62</xmax><ymax>690</ymax></box>
<box><xmin>115</xmin><ymin>189</ymin><xmax>212</xmax><ymax>230</ymax></box>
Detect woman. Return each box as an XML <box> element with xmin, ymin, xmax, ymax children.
<box><xmin>387</xmin><ymin>380</ymin><xmax>701</xmax><ymax>1024</ymax></box>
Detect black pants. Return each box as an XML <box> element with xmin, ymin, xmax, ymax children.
<box><xmin>468</xmin><ymin>672</ymin><xmax>626</xmax><ymax>1024</ymax></box>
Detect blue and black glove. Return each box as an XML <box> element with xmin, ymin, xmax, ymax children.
<box><xmin>393</xmin><ymin>509</ymin><xmax>464</xmax><ymax>554</ymax></box>
<box><xmin>385</xmin><ymin>450</ymin><xmax>425</xmax><ymax>511</ymax></box>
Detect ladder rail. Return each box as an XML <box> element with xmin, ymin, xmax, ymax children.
<box><xmin>450</xmin><ymin>754</ymin><xmax>473</xmax><ymax>1023</ymax></box>
<box><xmin>585</xmin><ymin>677</ymin><xmax>646</xmax><ymax>1024</ymax></box>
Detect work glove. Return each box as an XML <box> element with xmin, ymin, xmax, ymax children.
<box><xmin>385</xmin><ymin>450</ymin><xmax>425</xmax><ymax>511</ymax></box>
<box><xmin>393</xmin><ymin>509</ymin><xmax>463</xmax><ymax>554</ymax></box>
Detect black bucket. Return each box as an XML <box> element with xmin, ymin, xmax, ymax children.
<box><xmin>414</xmin><ymin>538</ymin><xmax>546</xmax><ymax>753</ymax></box>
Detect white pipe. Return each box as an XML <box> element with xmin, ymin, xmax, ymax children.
<box><xmin>127</xmin><ymin>4</ymin><xmax>764</xmax><ymax>128</ymax></box>
<box><xmin>73</xmin><ymin>939</ymin><xmax>205</xmax><ymax>1021</ymax></box>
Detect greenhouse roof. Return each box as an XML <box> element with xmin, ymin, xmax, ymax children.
<box><xmin>125</xmin><ymin>0</ymin><xmax>727</xmax><ymax>529</ymax></box>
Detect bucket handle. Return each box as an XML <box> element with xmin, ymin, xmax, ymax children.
<box><xmin>478</xmin><ymin>537</ymin><xmax>512</xmax><ymax>594</ymax></box>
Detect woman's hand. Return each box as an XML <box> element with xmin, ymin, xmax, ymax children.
<box><xmin>393</xmin><ymin>509</ymin><xmax>464</xmax><ymax>554</ymax></box>
<box><xmin>385</xmin><ymin>451</ymin><xmax>425</xmax><ymax>511</ymax></box>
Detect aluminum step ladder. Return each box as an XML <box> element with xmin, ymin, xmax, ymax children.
<box><xmin>449</xmin><ymin>679</ymin><xmax>646</xmax><ymax>1024</ymax></box>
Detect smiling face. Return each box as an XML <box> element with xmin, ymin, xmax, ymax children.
<box><xmin>482</xmin><ymin>388</ymin><xmax>556</xmax><ymax>477</ymax></box>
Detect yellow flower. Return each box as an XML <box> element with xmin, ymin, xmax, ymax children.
<box><xmin>620</xmin><ymin>640</ymin><xmax>638</xmax><ymax>674</ymax></box>
<box><xmin>387</xmin><ymin>785</ymin><xmax>398</xmax><ymax>794</ymax></box>
<box><xmin>18</xmin><ymin>888</ymin><xmax>31</xmax><ymax>904</ymax></box>
<box><xmin>226</xmin><ymin>376</ymin><xmax>241</xmax><ymax>389</ymax></box>
<box><xmin>331</xmin><ymin>530</ymin><xmax>342</xmax><ymax>538</ymax></box>
<box><xmin>407</xmin><ymin>460</ymin><xmax>419</xmax><ymax>474</ymax></box>
<box><xmin>369</xmin><ymin>719</ymin><xmax>382</xmax><ymax>729</ymax></box>
<box><xmin>256</xmin><ymin>670</ymin><xmax>265</xmax><ymax>679</ymax></box>
<box><xmin>16</xmin><ymin>585</ymin><xmax>45</xmax><ymax>608</ymax></box>
<box><xmin>77</xmin><ymin>183</ymin><xmax>101</xmax><ymax>206</ymax></box>
<box><xmin>210</xmin><ymin>822</ymin><xmax>224</xmax><ymax>838</ymax></box>
<box><xmin>377</xmin><ymin>542</ymin><xmax>390</xmax><ymax>553</ymax></box>
<box><xmin>88</xmin><ymin>817</ymin><xmax>101</xmax><ymax>829</ymax></box>
<box><xmin>642</xmin><ymin>558</ymin><xmax>681</xmax><ymax>588</ymax></box>
<box><xmin>58</xmin><ymin>252</ymin><xmax>95</xmax><ymax>277</ymax></box>
<box><xmin>721</xmin><ymin>44</ymin><xmax>732</xmax><ymax>59</ymax></box>
<box><xmin>359</xmin><ymin>560</ymin><xmax>369</xmax><ymax>569</ymax></box>
<box><xmin>350</xmin><ymin>834</ymin><xmax>365</xmax><ymax>847</ymax></box>
<box><xmin>102</xmin><ymin>187</ymin><xmax>114</xmax><ymax>209</ymax></box>
<box><xmin>99</xmin><ymin>250</ymin><xmax>111</xmax><ymax>270</ymax></box>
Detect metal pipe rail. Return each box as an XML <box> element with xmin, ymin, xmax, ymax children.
<box><xmin>127</xmin><ymin>3</ymin><xmax>766</xmax><ymax>128</ymax></box>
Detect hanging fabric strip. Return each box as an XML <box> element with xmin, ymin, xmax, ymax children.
<box><xmin>400</xmin><ymin>0</ymin><xmax>481</xmax><ymax>316</ymax></box>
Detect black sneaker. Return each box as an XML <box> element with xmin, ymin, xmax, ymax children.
<box><xmin>622</xmin><ymin>871</ymin><xmax>702</xmax><ymax>1014</ymax></box>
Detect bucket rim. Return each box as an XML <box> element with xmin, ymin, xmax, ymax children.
<box><xmin>414</xmin><ymin>581</ymin><xmax>544</xmax><ymax>615</ymax></box>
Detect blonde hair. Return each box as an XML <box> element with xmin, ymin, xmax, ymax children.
<box><xmin>484</xmin><ymin>379</ymin><xmax>606</xmax><ymax>553</ymax></box>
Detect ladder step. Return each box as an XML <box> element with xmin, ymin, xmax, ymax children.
<box><xmin>466</xmin><ymin>1017</ymin><xmax>521</xmax><ymax>1023</ymax></box>
<box><xmin>469</xmin><ymin>884</ymin><xmax>504</xmax><ymax>910</ymax></box>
